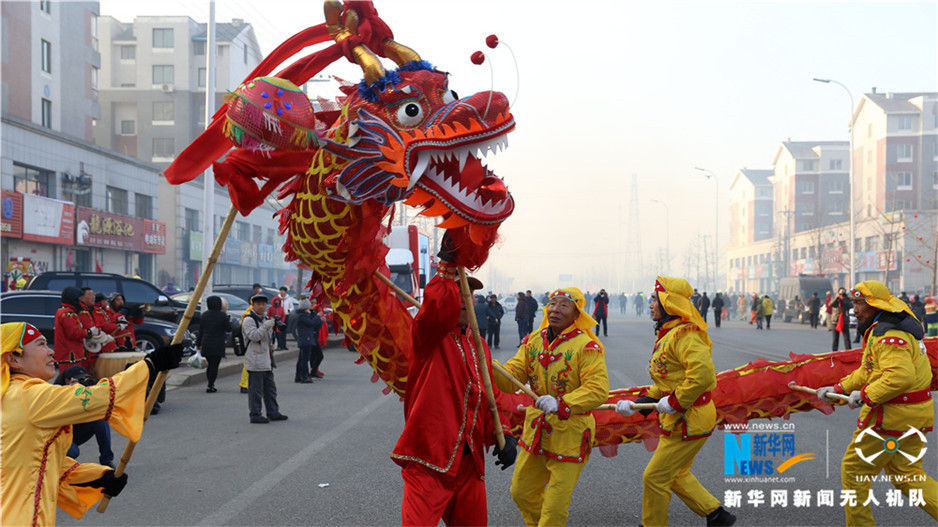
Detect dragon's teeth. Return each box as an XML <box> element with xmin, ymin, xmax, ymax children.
<box><xmin>412</xmin><ymin>153</ymin><xmax>430</xmax><ymax>181</ymax></box>
<box><xmin>457</xmin><ymin>149</ymin><xmax>469</xmax><ymax>171</ymax></box>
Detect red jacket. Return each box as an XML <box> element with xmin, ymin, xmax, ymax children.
<box><xmin>53</xmin><ymin>304</ymin><xmax>88</xmax><ymax>365</ymax></box>
<box><xmin>93</xmin><ymin>304</ymin><xmax>120</xmax><ymax>353</ymax></box>
<box><xmin>391</xmin><ymin>273</ymin><xmax>510</xmax><ymax>477</ymax></box>
<box><xmin>106</xmin><ymin>305</ymin><xmax>142</xmax><ymax>350</ymax></box>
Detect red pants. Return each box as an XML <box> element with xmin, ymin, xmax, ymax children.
<box><xmin>401</xmin><ymin>457</ymin><xmax>487</xmax><ymax>526</ymax></box>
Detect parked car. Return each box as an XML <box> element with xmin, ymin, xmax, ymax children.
<box><xmin>0</xmin><ymin>290</ymin><xmax>194</xmax><ymax>353</ymax></box>
<box><xmin>172</xmin><ymin>291</ymin><xmax>249</xmax><ymax>347</ymax></box>
<box><xmin>211</xmin><ymin>284</ymin><xmax>283</xmax><ymax>303</ymax></box>
<box><xmin>26</xmin><ymin>272</ymin><xmax>190</xmax><ymax>326</ymax></box>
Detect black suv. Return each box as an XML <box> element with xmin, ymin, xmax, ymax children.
<box><xmin>211</xmin><ymin>284</ymin><xmax>283</xmax><ymax>303</ymax></box>
<box><xmin>0</xmin><ymin>290</ymin><xmax>194</xmax><ymax>352</ymax></box>
<box><xmin>26</xmin><ymin>272</ymin><xmax>193</xmax><ymax>326</ymax></box>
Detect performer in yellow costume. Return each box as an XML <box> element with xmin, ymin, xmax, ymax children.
<box><xmin>0</xmin><ymin>322</ymin><xmax>182</xmax><ymax>526</ymax></box>
<box><xmin>817</xmin><ymin>280</ymin><xmax>936</xmax><ymax>526</ymax></box>
<box><xmin>493</xmin><ymin>287</ymin><xmax>609</xmax><ymax>526</ymax></box>
<box><xmin>615</xmin><ymin>276</ymin><xmax>735</xmax><ymax>527</ymax></box>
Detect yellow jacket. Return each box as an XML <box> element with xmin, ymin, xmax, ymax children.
<box><xmin>839</xmin><ymin>322</ymin><xmax>933</xmax><ymax>436</ymax></box>
<box><xmin>0</xmin><ymin>361</ymin><xmax>149</xmax><ymax>526</ymax></box>
<box><xmin>494</xmin><ymin>326</ymin><xmax>609</xmax><ymax>462</ymax></box>
<box><xmin>762</xmin><ymin>297</ymin><xmax>774</xmax><ymax>316</ymax></box>
<box><xmin>646</xmin><ymin>319</ymin><xmax>717</xmax><ymax>440</ymax></box>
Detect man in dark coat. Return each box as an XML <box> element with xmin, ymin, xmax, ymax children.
<box><xmin>592</xmin><ymin>289</ymin><xmax>610</xmax><ymax>337</ymax></box>
<box><xmin>485</xmin><ymin>295</ymin><xmax>504</xmax><ymax>349</ymax></box>
<box><xmin>514</xmin><ymin>292</ymin><xmax>529</xmax><ymax>343</ymax></box>
<box><xmin>711</xmin><ymin>293</ymin><xmax>724</xmax><ymax>328</ymax></box>
<box><xmin>699</xmin><ymin>292</ymin><xmax>711</xmax><ymax>324</ymax></box>
<box><xmin>196</xmin><ymin>295</ymin><xmax>231</xmax><ymax>393</ymax></box>
<box><xmin>807</xmin><ymin>292</ymin><xmax>821</xmax><ymax>329</ymax></box>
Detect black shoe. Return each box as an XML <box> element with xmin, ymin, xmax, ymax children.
<box><xmin>706</xmin><ymin>506</ymin><xmax>736</xmax><ymax>527</ymax></box>
<box><xmin>150</xmin><ymin>407</ymin><xmax>160</xmax><ymax>415</ymax></box>
<box><xmin>268</xmin><ymin>414</ymin><xmax>288</xmax><ymax>421</ymax></box>
<box><xmin>251</xmin><ymin>416</ymin><xmax>269</xmax><ymax>424</ymax></box>
<box><xmin>295</xmin><ymin>378</ymin><xmax>313</xmax><ymax>384</ymax></box>
<box><xmin>206</xmin><ymin>386</ymin><xmax>217</xmax><ymax>393</ymax></box>
<box><xmin>311</xmin><ymin>374</ymin><xmax>323</xmax><ymax>379</ymax></box>
<box><xmin>240</xmin><ymin>387</ymin><xmax>249</xmax><ymax>394</ymax></box>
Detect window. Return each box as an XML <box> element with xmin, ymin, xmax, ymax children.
<box><xmin>152</xmin><ymin>101</ymin><xmax>174</xmax><ymax>122</ymax></box>
<box><xmin>253</xmin><ymin>225</ymin><xmax>262</xmax><ymax>243</ymax></box>
<box><xmin>120</xmin><ymin>45</ymin><xmax>135</xmax><ymax>60</ymax></box>
<box><xmin>39</xmin><ymin>0</ymin><xmax>50</xmax><ymax>14</ymax></box>
<box><xmin>896</xmin><ymin>143</ymin><xmax>912</xmax><ymax>161</ymax></box>
<box><xmin>198</xmin><ymin>68</ymin><xmax>206</xmax><ymax>88</ymax></box>
<box><xmin>895</xmin><ymin>172</ymin><xmax>912</xmax><ymax>189</ymax></box>
<box><xmin>105</xmin><ymin>186</ymin><xmax>128</xmax><ymax>215</ymax></box>
<box><xmin>236</xmin><ymin>221</ymin><xmax>250</xmax><ymax>241</ymax></box>
<box><xmin>933</xmin><ymin>172</ymin><xmax>938</xmax><ymax>190</ymax></box>
<box><xmin>152</xmin><ymin>138</ymin><xmax>175</xmax><ymax>160</ymax></box>
<box><xmin>13</xmin><ymin>163</ymin><xmax>54</xmax><ymax>197</ymax></box>
<box><xmin>796</xmin><ymin>181</ymin><xmax>815</xmax><ymax>194</ymax></box>
<box><xmin>152</xmin><ymin>65</ymin><xmax>174</xmax><ymax>84</ymax></box>
<box><xmin>193</xmin><ymin>40</ymin><xmax>205</xmax><ymax>55</ymax></box>
<box><xmin>184</xmin><ymin>208</ymin><xmax>200</xmax><ymax>231</ymax></box>
<box><xmin>135</xmin><ymin>193</ymin><xmax>153</xmax><ymax>219</ymax></box>
<box><xmin>827</xmin><ymin>180</ymin><xmax>844</xmax><ymax>194</ymax></box>
<box><xmin>195</xmin><ymin>101</ymin><xmax>205</xmax><ymax>126</ymax></box>
<box><xmin>868</xmin><ymin>123</ymin><xmax>873</xmax><ymax>138</ymax></box>
<box><xmin>217</xmin><ymin>44</ymin><xmax>225</xmax><ymax>56</ymax></box>
<box><xmin>800</xmin><ymin>160</ymin><xmax>817</xmax><ymax>171</ymax></box>
<box><xmin>91</xmin><ymin>67</ymin><xmax>98</xmax><ymax>92</ymax></box>
<box><xmin>828</xmin><ymin>159</ymin><xmax>843</xmax><ymax>170</ymax></box>
<box><xmin>90</xmin><ymin>14</ymin><xmax>98</xmax><ymax>51</ymax></box>
<box><xmin>153</xmin><ymin>28</ymin><xmax>174</xmax><ymax>49</ymax></box>
<box><xmin>897</xmin><ymin>115</ymin><xmax>913</xmax><ymax>130</ymax></box>
<box><xmin>266</xmin><ymin>228</ymin><xmax>275</xmax><ymax>245</ymax></box>
<box><xmin>41</xmin><ymin>39</ymin><xmax>51</xmax><ymax>73</ymax></box>
<box><xmin>41</xmin><ymin>99</ymin><xmax>52</xmax><ymax>128</ymax></box>
<box><xmin>120</xmin><ymin>120</ymin><xmax>135</xmax><ymax>135</ymax></box>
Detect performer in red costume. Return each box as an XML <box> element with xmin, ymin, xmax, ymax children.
<box><xmin>391</xmin><ymin>239</ymin><xmax>517</xmax><ymax>526</ymax></box>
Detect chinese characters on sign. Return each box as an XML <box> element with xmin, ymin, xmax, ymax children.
<box><xmin>75</xmin><ymin>207</ymin><xmax>166</xmax><ymax>253</ymax></box>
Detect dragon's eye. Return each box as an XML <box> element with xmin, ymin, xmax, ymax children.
<box><xmin>395</xmin><ymin>102</ymin><xmax>424</xmax><ymax>127</ymax></box>
<box><xmin>442</xmin><ymin>89</ymin><xmax>458</xmax><ymax>104</ymax></box>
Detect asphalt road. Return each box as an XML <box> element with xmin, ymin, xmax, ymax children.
<box><xmin>60</xmin><ymin>310</ymin><xmax>936</xmax><ymax>526</ymax></box>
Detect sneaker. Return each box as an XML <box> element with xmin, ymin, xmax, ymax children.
<box><xmin>268</xmin><ymin>414</ymin><xmax>288</xmax><ymax>421</ymax></box>
<box><xmin>250</xmin><ymin>416</ymin><xmax>269</xmax><ymax>424</ymax></box>
<box><xmin>206</xmin><ymin>386</ymin><xmax>217</xmax><ymax>393</ymax></box>
<box><xmin>706</xmin><ymin>507</ymin><xmax>736</xmax><ymax>527</ymax></box>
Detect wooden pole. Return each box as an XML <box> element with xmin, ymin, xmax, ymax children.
<box><xmin>98</xmin><ymin>205</ymin><xmax>239</xmax><ymax>513</ymax></box>
<box><xmin>457</xmin><ymin>267</ymin><xmax>506</xmax><ymax>450</ymax></box>
<box><xmin>595</xmin><ymin>402</ymin><xmax>658</xmax><ymax>411</ymax></box>
<box><xmin>788</xmin><ymin>381</ymin><xmax>850</xmax><ymax>402</ymax></box>
<box><xmin>376</xmin><ymin>269</ymin><xmax>534</xmax><ymax>402</ymax></box>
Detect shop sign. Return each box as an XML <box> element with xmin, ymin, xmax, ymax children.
<box><xmin>142</xmin><ymin>220</ymin><xmax>167</xmax><ymax>254</ymax></box>
<box><xmin>1</xmin><ymin>191</ymin><xmax>23</xmax><ymax>238</ymax></box>
<box><xmin>22</xmin><ymin>194</ymin><xmax>74</xmax><ymax>245</ymax></box>
<box><xmin>189</xmin><ymin>231</ymin><xmax>203</xmax><ymax>262</ymax></box>
<box><xmin>75</xmin><ymin>207</ymin><xmax>140</xmax><ymax>251</ymax></box>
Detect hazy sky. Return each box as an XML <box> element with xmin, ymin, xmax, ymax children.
<box><xmin>99</xmin><ymin>0</ymin><xmax>938</xmax><ymax>294</ymax></box>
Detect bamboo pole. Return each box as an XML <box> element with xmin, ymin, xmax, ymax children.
<box><xmin>98</xmin><ymin>205</ymin><xmax>239</xmax><ymax>513</ymax></box>
<box><xmin>595</xmin><ymin>402</ymin><xmax>658</xmax><ymax>411</ymax></box>
<box><xmin>788</xmin><ymin>381</ymin><xmax>850</xmax><ymax>402</ymax></box>
<box><xmin>376</xmin><ymin>269</ymin><xmax>535</xmax><ymax>401</ymax></box>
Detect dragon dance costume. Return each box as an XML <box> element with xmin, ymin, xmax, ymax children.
<box><xmin>494</xmin><ymin>287</ymin><xmax>609</xmax><ymax>527</ymax></box>
<box><xmin>391</xmin><ymin>262</ymin><xmax>511</xmax><ymax>526</ymax></box>
<box><xmin>0</xmin><ymin>322</ymin><xmax>148</xmax><ymax>526</ymax></box>
<box><xmin>828</xmin><ymin>281</ymin><xmax>936</xmax><ymax>526</ymax></box>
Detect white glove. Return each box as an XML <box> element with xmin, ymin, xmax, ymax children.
<box><xmin>615</xmin><ymin>400</ymin><xmax>636</xmax><ymax>417</ymax></box>
<box><xmin>116</xmin><ymin>315</ymin><xmax>128</xmax><ymax>325</ymax></box>
<box><xmin>847</xmin><ymin>390</ymin><xmax>864</xmax><ymax>409</ymax></box>
<box><xmin>263</xmin><ymin>319</ymin><xmax>276</xmax><ymax>329</ymax></box>
<box><xmin>88</xmin><ymin>326</ymin><xmax>101</xmax><ymax>337</ymax></box>
<box><xmin>535</xmin><ymin>395</ymin><xmax>559</xmax><ymax>414</ymax></box>
<box><xmin>656</xmin><ymin>397</ymin><xmax>677</xmax><ymax>414</ymax></box>
<box><xmin>816</xmin><ymin>386</ymin><xmax>837</xmax><ymax>403</ymax></box>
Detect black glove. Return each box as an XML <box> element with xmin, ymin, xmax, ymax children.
<box><xmin>75</xmin><ymin>469</ymin><xmax>129</xmax><ymax>497</ymax></box>
<box><xmin>437</xmin><ymin>231</ymin><xmax>457</xmax><ymax>263</ymax></box>
<box><xmin>147</xmin><ymin>344</ymin><xmax>185</xmax><ymax>372</ymax></box>
<box><xmin>635</xmin><ymin>395</ymin><xmax>659</xmax><ymax>417</ymax></box>
<box><xmin>493</xmin><ymin>435</ymin><xmax>518</xmax><ymax>470</ymax></box>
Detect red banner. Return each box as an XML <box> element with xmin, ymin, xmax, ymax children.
<box><xmin>142</xmin><ymin>219</ymin><xmax>167</xmax><ymax>254</ymax></box>
<box><xmin>1</xmin><ymin>191</ymin><xmax>23</xmax><ymax>239</ymax></box>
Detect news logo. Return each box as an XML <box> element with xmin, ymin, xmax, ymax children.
<box><xmin>724</xmin><ymin>433</ymin><xmax>815</xmax><ymax>475</ymax></box>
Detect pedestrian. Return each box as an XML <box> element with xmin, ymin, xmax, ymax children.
<box><xmin>0</xmin><ymin>322</ymin><xmax>183</xmax><ymax>526</ymax></box>
<box><xmin>593</xmin><ymin>289</ymin><xmax>609</xmax><ymax>337</ymax></box>
<box><xmin>162</xmin><ymin>281</ymin><xmax>181</xmax><ymax>295</ymax></box>
<box><xmin>619</xmin><ymin>293</ymin><xmax>627</xmax><ymax>314</ymax></box>
<box><xmin>824</xmin><ymin>290</ymin><xmax>834</xmax><ymax>330</ymax></box>
<box><xmin>634</xmin><ymin>292</ymin><xmax>644</xmax><ymax>316</ymax></box>
<box><xmin>831</xmin><ymin>287</ymin><xmax>853</xmax><ymax>350</ymax></box>
<box><xmin>925</xmin><ymin>296</ymin><xmax>938</xmax><ymax>337</ymax></box>
<box><xmin>391</xmin><ymin>242</ymin><xmax>516</xmax><ymax>525</ymax></box>
<box><xmin>816</xmin><ymin>281</ymin><xmax>936</xmax><ymax>525</ymax></box>
<box><xmin>615</xmin><ymin>277</ymin><xmax>736</xmax><ymax>527</ymax></box>
<box><xmin>278</xmin><ymin>286</ymin><xmax>295</xmax><ymax>339</ymax></box>
<box><xmin>515</xmin><ymin>292</ymin><xmax>528</xmax><ymax>343</ymax></box>
<box><xmin>266</xmin><ymin>296</ymin><xmax>288</xmax><ymax>351</ymax></box>
<box><xmin>293</xmin><ymin>299</ymin><xmax>321</xmax><ymax>383</ymax></box>
<box><xmin>909</xmin><ymin>294</ymin><xmax>926</xmax><ymax>334</ymax></box>
<box><xmin>753</xmin><ymin>294</ymin><xmax>765</xmax><ymax>329</ymax></box>
<box><xmin>493</xmin><ymin>287</ymin><xmax>609</xmax><ymax>526</ymax></box>
<box><xmin>699</xmin><ymin>292</ymin><xmax>711</xmax><ymax>324</ymax></box>
<box><xmin>738</xmin><ymin>294</ymin><xmax>747</xmax><ymax>321</ymax></box>
<box><xmin>243</xmin><ymin>295</ymin><xmax>287</xmax><ymax>424</ymax></box>
<box><xmin>711</xmin><ymin>292</ymin><xmax>724</xmax><ymax>328</ymax></box>
<box><xmin>196</xmin><ymin>295</ymin><xmax>230</xmax><ymax>393</ymax></box>
<box><xmin>761</xmin><ymin>295</ymin><xmax>774</xmax><ymax>330</ymax></box>
<box><xmin>486</xmin><ymin>294</ymin><xmax>504</xmax><ymax>349</ymax></box>
<box><xmin>474</xmin><ymin>294</ymin><xmax>489</xmax><ymax>341</ymax></box>
<box><xmin>524</xmin><ymin>290</ymin><xmax>538</xmax><ymax>334</ymax></box>
<box><xmin>52</xmin><ymin>365</ymin><xmax>114</xmax><ymax>468</ymax></box>
<box><xmin>807</xmin><ymin>292</ymin><xmax>821</xmax><ymax>329</ymax></box>
<box><xmin>54</xmin><ymin>287</ymin><xmax>97</xmax><ymax>374</ymax></box>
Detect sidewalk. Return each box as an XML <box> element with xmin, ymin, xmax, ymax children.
<box><xmin>165</xmin><ymin>334</ymin><xmax>346</xmax><ymax>391</ymax></box>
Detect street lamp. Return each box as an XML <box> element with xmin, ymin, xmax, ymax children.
<box><xmin>651</xmin><ymin>199</ymin><xmax>670</xmax><ymax>276</ymax></box>
<box><xmin>813</xmin><ymin>77</ymin><xmax>856</xmax><ymax>287</ymax></box>
<box><xmin>695</xmin><ymin>167</ymin><xmax>719</xmax><ymax>292</ymax></box>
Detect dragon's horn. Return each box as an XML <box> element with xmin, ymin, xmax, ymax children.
<box><xmin>324</xmin><ymin>0</ymin><xmax>386</xmax><ymax>85</ymax></box>
<box><xmin>383</xmin><ymin>40</ymin><xmax>421</xmax><ymax>66</ymax></box>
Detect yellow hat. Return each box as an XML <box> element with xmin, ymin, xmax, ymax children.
<box><xmin>1</xmin><ymin>322</ymin><xmax>42</xmax><ymax>398</ymax></box>
<box><xmin>537</xmin><ymin>287</ymin><xmax>600</xmax><ymax>343</ymax></box>
<box><xmin>654</xmin><ymin>276</ymin><xmax>709</xmax><ymax>333</ymax></box>
<box><xmin>850</xmin><ymin>280</ymin><xmax>917</xmax><ymax>320</ymax></box>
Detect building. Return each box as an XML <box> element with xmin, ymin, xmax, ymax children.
<box><xmin>1</xmin><ymin>1</ymin><xmax>166</xmax><ymax>286</ymax></box>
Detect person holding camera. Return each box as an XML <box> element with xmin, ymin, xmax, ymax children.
<box><xmin>831</xmin><ymin>287</ymin><xmax>853</xmax><ymax>350</ymax></box>
<box><xmin>243</xmin><ymin>296</ymin><xmax>287</xmax><ymax>424</ymax></box>
<box><xmin>266</xmin><ymin>296</ymin><xmax>288</xmax><ymax>351</ymax></box>
<box><xmin>1</xmin><ymin>322</ymin><xmax>183</xmax><ymax>526</ymax></box>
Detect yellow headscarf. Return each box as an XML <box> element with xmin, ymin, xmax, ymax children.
<box><xmin>537</xmin><ymin>287</ymin><xmax>600</xmax><ymax>343</ymax></box>
<box><xmin>654</xmin><ymin>276</ymin><xmax>709</xmax><ymax>332</ymax></box>
<box><xmin>850</xmin><ymin>280</ymin><xmax>917</xmax><ymax>320</ymax></box>
<box><xmin>1</xmin><ymin>322</ymin><xmax>42</xmax><ymax>399</ymax></box>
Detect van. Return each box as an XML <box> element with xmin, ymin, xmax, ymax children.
<box><xmin>777</xmin><ymin>276</ymin><xmax>833</xmax><ymax>323</ymax></box>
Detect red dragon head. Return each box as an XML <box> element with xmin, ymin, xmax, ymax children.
<box><xmin>320</xmin><ymin>1</ymin><xmax>515</xmax><ymax>243</ymax></box>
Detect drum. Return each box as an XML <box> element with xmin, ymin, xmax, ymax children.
<box><xmin>95</xmin><ymin>351</ymin><xmax>147</xmax><ymax>379</ymax></box>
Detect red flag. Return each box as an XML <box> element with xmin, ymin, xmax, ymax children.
<box><xmin>95</xmin><ymin>260</ymin><xmax>103</xmax><ymax>273</ymax></box>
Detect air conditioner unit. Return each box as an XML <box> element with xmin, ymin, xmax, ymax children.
<box><xmin>161</xmin><ymin>84</ymin><xmax>174</xmax><ymax>93</ymax></box>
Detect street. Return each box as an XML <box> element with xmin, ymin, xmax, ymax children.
<box><xmin>61</xmin><ymin>311</ymin><xmax>936</xmax><ymax>526</ymax></box>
